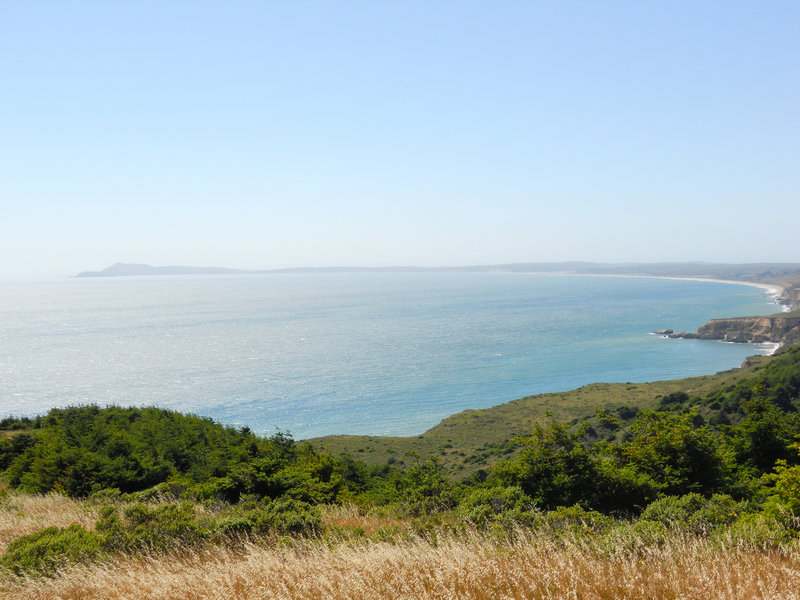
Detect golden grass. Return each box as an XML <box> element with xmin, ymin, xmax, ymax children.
<box><xmin>320</xmin><ymin>504</ymin><xmax>408</xmax><ymax>536</ymax></box>
<box><xmin>0</xmin><ymin>493</ymin><xmax>97</xmax><ymax>556</ymax></box>
<box><xmin>2</xmin><ymin>526</ymin><xmax>799</xmax><ymax>599</ymax></box>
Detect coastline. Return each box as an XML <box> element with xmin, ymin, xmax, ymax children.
<box><xmin>645</xmin><ymin>276</ymin><xmax>787</xmax><ymax>311</ymax></box>
<box><xmin>643</xmin><ymin>275</ymin><xmax>800</xmax><ymax>350</ymax></box>
<box><xmin>535</xmin><ymin>271</ymin><xmax>786</xmax><ymax>309</ymax></box>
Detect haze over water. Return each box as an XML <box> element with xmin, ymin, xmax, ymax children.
<box><xmin>0</xmin><ymin>273</ymin><xmax>781</xmax><ymax>439</ymax></box>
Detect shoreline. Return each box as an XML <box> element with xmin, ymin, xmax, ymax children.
<box><xmin>517</xmin><ymin>271</ymin><xmax>786</xmax><ymax>308</ymax></box>
<box><xmin>508</xmin><ymin>272</ymin><xmax>792</xmax><ymax>323</ymax></box>
<box><xmin>605</xmin><ymin>274</ymin><xmax>790</xmax><ymax>313</ymax></box>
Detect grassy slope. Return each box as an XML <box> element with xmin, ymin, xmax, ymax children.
<box><xmin>310</xmin><ymin>354</ymin><xmax>773</xmax><ymax>476</ymax></box>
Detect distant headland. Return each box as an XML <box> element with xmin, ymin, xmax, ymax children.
<box><xmin>76</xmin><ymin>261</ymin><xmax>800</xmax><ymax>283</ymax></box>
<box><xmin>75</xmin><ymin>263</ymin><xmax>250</xmax><ymax>277</ymax></box>
<box><xmin>77</xmin><ymin>261</ymin><xmax>800</xmax><ymax>347</ymax></box>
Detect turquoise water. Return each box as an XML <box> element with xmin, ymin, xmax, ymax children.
<box><xmin>0</xmin><ymin>273</ymin><xmax>781</xmax><ymax>438</ymax></box>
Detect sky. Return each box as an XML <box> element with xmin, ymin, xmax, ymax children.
<box><xmin>1</xmin><ymin>1</ymin><xmax>798</xmax><ymax>281</ymax></box>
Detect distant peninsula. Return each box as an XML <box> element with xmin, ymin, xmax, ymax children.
<box><xmin>74</xmin><ymin>263</ymin><xmax>437</xmax><ymax>278</ymax></box>
<box><xmin>76</xmin><ymin>261</ymin><xmax>800</xmax><ymax>283</ymax></box>
<box><xmin>75</xmin><ymin>263</ymin><xmax>251</xmax><ymax>277</ymax></box>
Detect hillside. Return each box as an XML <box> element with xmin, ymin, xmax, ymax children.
<box><xmin>309</xmin><ymin>354</ymin><xmax>774</xmax><ymax>476</ymax></box>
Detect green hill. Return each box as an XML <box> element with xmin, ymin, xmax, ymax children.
<box><xmin>309</xmin><ymin>353</ymin><xmax>775</xmax><ymax>476</ymax></box>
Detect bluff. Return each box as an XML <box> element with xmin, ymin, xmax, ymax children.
<box><xmin>780</xmin><ymin>285</ymin><xmax>800</xmax><ymax>309</ymax></box>
<box><xmin>661</xmin><ymin>284</ymin><xmax>800</xmax><ymax>347</ymax></box>
<box><xmin>667</xmin><ymin>315</ymin><xmax>800</xmax><ymax>345</ymax></box>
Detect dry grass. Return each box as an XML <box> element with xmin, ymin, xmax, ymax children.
<box><xmin>320</xmin><ymin>504</ymin><xmax>408</xmax><ymax>536</ymax></box>
<box><xmin>2</xmin><ymin>496</ymin><xmax>798</xmax><ymax>598</ymax></box>
<box><xmin>2</xmin><ymin>526</ymin><xmax>799</xmax><ymax>600</ymax></box>
<box><xmin>0</xmin><ymin>493</ymin><xmax>98</xmax><ymax>555</ymax></box>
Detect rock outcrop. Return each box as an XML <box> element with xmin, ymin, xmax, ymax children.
<box><xmin>660</xmin><ymin>283</ymin><xmax>800</xmax><ymax>347</ymax></box>
<box><xmin>667</xmin><ymin>315</ymin><xmax>800</xmax><ymax>345</ymax></box>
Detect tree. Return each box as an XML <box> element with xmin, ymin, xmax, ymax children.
<box><xmin>621</xmin><ymin>411</ymin><xmax>729</xmax><ymax>496</ymax></box>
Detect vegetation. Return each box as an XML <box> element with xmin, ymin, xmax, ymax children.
<box><xmin>308</xmin><ymin>353</ymin><xmax>775</xmax><ymax>476</ymax></box>
<box><xmin>1</xmin><ymin>493</ymin><xmax>799</xmax><ymax>599</ymax></box>
<box><xmin>1</xmin><ymin>346</ymin><xmax>799</xmax><ymax>597</ymax></box>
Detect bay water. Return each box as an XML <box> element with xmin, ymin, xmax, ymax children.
<box><xmin>0</xmin><ymin>273</ymin><xmax>781</xmax><ymax>439</ymax></box>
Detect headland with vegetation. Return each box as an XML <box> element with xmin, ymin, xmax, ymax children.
<box><xmin>2</xmin><ymin>265</ymin><xmax>800</xmax><ymax>598</ymax></box>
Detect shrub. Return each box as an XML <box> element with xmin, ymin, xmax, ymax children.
<box><xmin>493</xmin><ymin>421</ymin><xmax>656</xmax><ymax>513</ymax></box>
<box><xmin>766</xmin><ymin>441</ymin><xmax>800</xmax><ymax>515</ymax></box>
<box><xmin>246</xmin><ymin>498</ymin><xmax>322</xmax><ymax>536</ymax></box>
<box><xmin>622</xmin><ymin>412</ymin><xmax>730</xmax><ymax>497</ymax></box>
<box><xmin>0</xmin><ymin>524</ymin><xmax>104</xmax><ymax>576</ymax></box>
<box><xmin>713</xmin><ymin>511</ymin><xmax>795</xmax><ymax>547</ymax></box>
<box><xmin>493</xmin><ymin>422</ymin><xmax>602</xmax><ymax>510</ymax></box>
<box><xmin>543</xmin><ymin>505</ymin><xmax>614</xmax><ymax>535</ymax></box>
<box><xmin>639</xmin><ymin>493</ymin><xmax>747</xmax><ymax>535</ymax></box>
<box><xmin>400</xmin><ymin>457</ymin><xmax>459</xmax><ymax>517</ymax></box>
<box><xmin>457</xmin><ymin>486</ymin><xmax>535</xmax><ymax>527</ymax></box>
<box><xmin>96</xmin><ymin>502</ymin><xmax>210</xmax><ymax>554</ymax></box>
<box><xmin>212</xmin><ymin>498</ymin><xmax>321</xmax><ymax>538</ymax></box>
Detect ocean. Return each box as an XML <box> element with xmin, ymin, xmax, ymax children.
<box><xmin>0</xmin><ymin>272</ymin><xmax>781</xmax><ymax>439</ymax></box>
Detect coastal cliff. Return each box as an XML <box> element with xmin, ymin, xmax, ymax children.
<box><xmin>666</xmin><ymin>315</ymin><xmax>800</xmax><ymax>345</ymax></box>
<box><xmin>662</xmin><ymin>284</ymin><xmax>800</xmax><ymax>347</ymax></box>
<box><xmin>780</xmin><ymin>285</ymin><xmax>800</xmax><ymax>310</ymax></box>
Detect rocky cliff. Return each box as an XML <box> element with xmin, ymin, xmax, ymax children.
<box><xmin>667</xmin><ymin>315</ymin><xmax>800</xmax><ymax>345</ymax></box>
<box><xmin>779</xmin><ymin>285</ymin><xmax>800</xmax><ymax>310</ymax></box>
<box><xmin>660</xmin><ymin>284</ymin><xmax>800</xmax><ymax>347</ymax></box>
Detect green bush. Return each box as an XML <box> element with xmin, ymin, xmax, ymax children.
<box><xmin>400</xmin><ymin>457</ymin><xmax>459</xmax><ymax>517</ymax></box>
<box><xmin>493</xmin><ymin>422</ymin><xmax>604</xmax><ymax>510</ymax></box>
<box><xmin>765</xmin><ymin>441</ymin><xmax>800</xmax><ymax>515</ymax></box>
<box><xmin>457</xmin><ymin>486</ymin><xmax>535</xmax><ymax>527</ymax></box>
<box><xmin>243</xmin><ymin>498</ymin><xmax>321</xmax><ymax>536</ymax></box>
<box><xmin>492</xmin><ymin>421</ymin><xmax>657</xmax><ymax>513</ymax></box>
<box><xmin>712</xmin><ymin>511</ymin><xmax>795</xmax><ymax>547</ymax></box>
<box><xmin>0</xmin><ymin>524</ymin><xmax>104</xmax><ymax>576</ymax></box>
<box><xmin>211</xmin><ymin>497</ymin><xmax>321</xmax><ymax>538</ymax></box>
<box><xmin>639</xmin><ymin>493</ymin><xmax>747</xmax><ymax>535</ymax></box>
<box><xmin>621</xmin><ymin>412</ymin><xmax>730</xmax><ymax>497</ymax></box>
<box><xmin>543</xmin><ymin>505</ymin><xmax>614</xmax><ymax>535</ymax></box>
<box><xmin>96</xmin><ymin>502</ymin><xmax>210</xmax><ymax>554</ymax></box>
<box><xmin>0</xmin><ymin>406</ymin><xmax>326</xmax><ymax>499</ymax></box>
<box><xmin>629</xmin><ymin>519</ymin><xmax>670</xmax><ymax>547</ymax></box>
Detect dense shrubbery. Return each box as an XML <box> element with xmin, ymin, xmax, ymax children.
<box><xmin>0</xmin><ymin>407</ymin><xmax>353</xmax><ymax>503</ymax></box>
<box><xmin>1</xmin><ymin>524</ymin><xmax>104</xmax><ymax>576</ymax></box>
<box><xmin>489</xmin><ymin>347</ymin><xmax>800</xmax><ymax>514</ymax></box>
<box><xmin>2</xmin><ymin>346</ymin><xmax>799</xmax><ymax>577</ymax></box>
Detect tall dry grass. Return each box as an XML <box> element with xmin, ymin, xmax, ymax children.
<box><xmin>320</xmin><ymin>503</ymin><xmax>409</xmax><ymax>536</ymax></box>
<box><xmin>2</xmin><ymin>525</ymin><xmax>799</xmax><ymax>600</ymax></box>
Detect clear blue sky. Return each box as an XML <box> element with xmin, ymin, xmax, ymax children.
<box><xmin>2</xmin><ymin>1</ymin><xmax>798</xmax><ymax>280</ymax></box>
